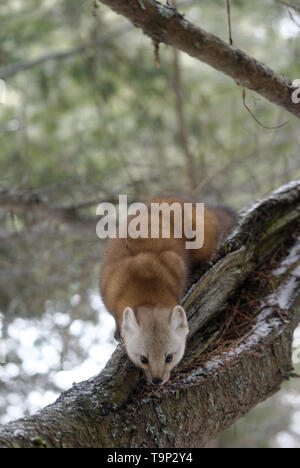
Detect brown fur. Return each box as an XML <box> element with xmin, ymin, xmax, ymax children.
<box><xmin>100</xmin><ymin>198</ymin><xmax>235</xmax><ymax>337</ymax></box>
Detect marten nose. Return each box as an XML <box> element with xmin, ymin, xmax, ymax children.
<box><xmin>152</xmin><ymin>378</ymin><xmax>163</xmax><ymax>385</ymax></box>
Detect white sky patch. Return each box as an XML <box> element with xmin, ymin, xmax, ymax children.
<box><xmin>70</xmin><ymin>294</ymin><xmax>80</xmax><ymax>307</ymax></box>
<box><xmin>290</xmin><ymin>410</ymin><xmax>300</xmax><ymax>435</ymax></box>
<box><xmin>0</xmin><ymin>363</ymin><xmax>19</xmax><ymax>378</ymax></box>
<box><xmin>281</xmin><ymin>392</ymin><xmax>300</xmax><ymax>407</ymax></box>
<box><xmin>0</xmin><ymin>292</ymin><xmax>117</xmax><ymax>423</ymax></box>
<box><xmin>53</xmin><ymin>312</ymin><xmax>70</xmax><ymax>327</ymax></box>
<box><xmin>26</xmin><ymin>390</ymin><xmax>58</xmax><ymax>416</ymax></box>
<box><xmin>0</xmin><ymin>393</ymin><xmax>26</xmax><ymax>424</ymax></box>
<box><xmin>69</xmin><ymin>319</ymin><xmax>85</xmax><ymax>337</ymax></box>
<box><xmin>279</xmin><ymin>16</ymin><xmax>300</xmax><ymax>39</ymax></box>
<box><xmin>53</xmin><ymin>357</ymin><xmax>112</xmax><ymax>390</ymax></box>
<box><xmin>99</xmin><ymin>308</ymin><xmax>115</xmax><ymax>341</ymax></box>
<box><xmin>22</xmin><ymin>350</ymin><xmax>57</xmax><ymax>375</ymax></box>
<box><xmin>90</xmin><ymin>293</ymin><xmax>104</xmax><ymax>310</ymax></box>
<box><xmin>89</xmin><ymin>342</ymin><xmax>115</xmax><ymax>363</ymax></box>
<box><xmin>7</xmin><ymin>317</ymin><xmax>62</xmax><ymax>374</ymax></box>
<box><xmin>294</xmin><ymin>326</ymin><xmax>300</xmax><ymax>340</ymax></box>
<box><xmin>276</xmin><ymin>431</ymin><xmax>299</xmax><ymax>448</ymax></box>
<box><xmin>8</xmin><ymin>319</ymin><xmax>39</xmax><ymax>343</ymax></box>
<box><xmin>2</xmin><ymin>405</ymin><xmax>24</xmax><ymax>425</ymax></box>
<box><xmin>189</xmin><ymin>6</ymin><xmax>202</xmax><ymax>22</ymax></box>
<box><xmin>70</xmin><ymin>303</ymin><xmax>115</xmax><ymax>344</ymax></box>
<box><xmin>78</xmin><ymin>320</ymin><xmax>113</xmax><ymax>351</ymax></box>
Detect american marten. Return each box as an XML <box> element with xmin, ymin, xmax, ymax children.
<box><xmin>100</xmin><ymin>198</ymin><xmax>235</xmax><ymax>385</ymax></box>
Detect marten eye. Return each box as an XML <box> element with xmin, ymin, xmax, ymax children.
<box><xmin>140</xmin><ymin>355</ymin><xmax>148</xmax><ymax>364</ymax></box>
<box><xmin>165</xmin><ymin>354</ymin><xmax>173</xmax><ymax>363</ymax></box>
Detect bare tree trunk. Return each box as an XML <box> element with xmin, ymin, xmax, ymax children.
<box><xmin>99</xmin><ymin>0</ymin><xmax>300</xmax><ymax>118</ymax></box>
<box><xmin>0</xmin><ymin>180</ymin><xmax>299</xmax><ymax>448</ymax></box>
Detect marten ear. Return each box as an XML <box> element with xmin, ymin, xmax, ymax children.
<box><xmin>170</xmin><ymin>306</ymin><xmax>189</xmax><ymax>336</ymax></box>
<box><xmin>122</xmin><ymin>307</ymin><xmax>139</xmax><ymax>334</ymax></box>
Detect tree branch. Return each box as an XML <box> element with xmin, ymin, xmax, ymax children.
<box><xmin>99</xmin><ymin>0</ymin><xmax>300</xmax><ymax>118</ymax></box>
<box><xmin>0</xmin><ymin>24</ymin><xmax>132</xmax><ymax>80</ymax></box>
<box><xmin>0</xmin><ymin>1</ymin><xmax>197</xmax><ymax>79</ymax></box>
<box><xmin>0</xmin><ymin>180</ymin><xmax>300</xmax><ymax>447</ymax></box>
<box><xmin>276</xmin><ymin>0</ymin><xmax>300</xmax><ymax>14</ymax></box>
<box><xmin>0</xmin><ymin>189</ymin><xmax>98</xmax><ymax>233</ymax></box>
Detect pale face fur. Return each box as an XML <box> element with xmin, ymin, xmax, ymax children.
<box><xmin>121</xmin><ymin>305</ymin><xmax>189</xmax><ymax>385</ymax></box>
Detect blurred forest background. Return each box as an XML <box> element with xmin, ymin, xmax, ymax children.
<box><xmin>0</xmin><ymin>0</ymin><xmax>300</xmax><ymax>448</ymax></box>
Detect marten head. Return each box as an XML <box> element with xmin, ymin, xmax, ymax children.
<box><xmin>121</xmin><ymin>305</ymin><xmax>189</xmax><ymax>385</ymax></box>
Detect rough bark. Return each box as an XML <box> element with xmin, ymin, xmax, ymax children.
<box><xmin>99</xmin><ymin>0</ymin><xmax>300</xmax><ymax>118</ymax></box>
<box><xmin>0</xmin><ymin>180</ymin><xmax>300</xmax><ymax>448</ymax></box>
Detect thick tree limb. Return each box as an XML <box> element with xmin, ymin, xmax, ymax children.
<box><xmin>0</xmin><ymin>180</ymin><xmax>300</xmax><ymax>447</ymax></box>
<box><xmin>99</xmin><ymin>0</ymin><xmax>300</xmax><ymax>118</ymax></box>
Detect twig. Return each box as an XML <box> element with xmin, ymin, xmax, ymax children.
<box><xmin>153</xmin><ymin>39</ymin><xmax>160</xmax><ymax>67</ymax></box>
<box><xmin>242</xmin><ymin>88</ymin><xmax>288</xmax><ymax>130</ymax></box>
<box><xmin>226</xmin><ymin>0</ymin><xmax>233</xmax><ymax>45</ymax></box>
<box><xmin>172</xmin><ymin>46</ymin><xmax>198</xmax><ymax>190</ymax></box>
<box><xmin>276</xmin><ymin>0</ymin><xmax>300</xmax><ymax>14</ymax></box>
<box><xmin>138</xmin><ymin>0</ymin><xmax>146</xmax><ymax>10</ymax></box>
<box><xmin>286</xmin><ymin>6</ymin><xmax>300</xmax><ymax>27</ymax></box>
